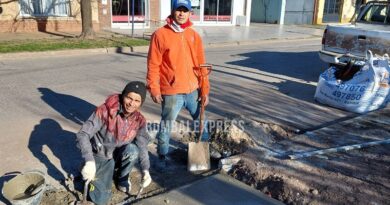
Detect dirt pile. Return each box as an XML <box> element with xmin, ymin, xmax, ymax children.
<box><xmin>36</xmin><ymin>111</ymin><xmax>390</xmax><ymax>205</ymax></box>
<box><xmin>209</xmin><ymin>119</ymin><xmax>255</xmax><ymax>157</ymax></box>
<box><xmin>220</xmin><ymin>116</ymin><xmax>390</xmax><ymax>205</ymax></box>
<box><xmin>229</xmin><ymin>159</ymin><xmax>308</xmax><ymax>205</ymax></box>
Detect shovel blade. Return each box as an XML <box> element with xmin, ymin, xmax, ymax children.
<box><xmin>188</xmin><ymin>142</ymin><xmax>210</xmax><ymax>172</ymax></box>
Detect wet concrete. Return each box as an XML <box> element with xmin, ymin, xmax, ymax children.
<box><xmin>133</xmin><ymin>174</ymin><xmax>284</xmax><ymax>205</ymax></box>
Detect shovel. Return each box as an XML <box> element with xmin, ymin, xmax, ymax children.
<box><xmin>73</xmin><ymin>179</ymin><xmax>94</xmax><ymax>205</ymax></box>
<box><xmin>188</xmin><ymin>64</ymin><xmax>212</xmax><ymax>172</ymax></box>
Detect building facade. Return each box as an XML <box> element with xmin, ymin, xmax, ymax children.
<box><xmin>314</xmin><ymin>0</ymin><xmax>368</xmax><ymax>24</ymax></box>
<box><xmin>100</xmin><ymin>0</ymin><xmax>253</xmax><ymax>30</ymax></box>
<box><xmin>0</xmin><ymin>0</ymin><xmax>100</xmax><ymax>32</ymax></box>
<box><xmin>0</xmin><ymin>0</ymin><xmax>252</xmax><ymax>33</ymax></box>
<box><xmin>0</xmin><ymin>0</ymin><xmax>381</xmax><ymax>33</ymax></box>
<box><xmin>250</xmin><ymin>0</ymin><xmax>317</xmax><ymax>25</ymax></box>
<box><xmin>249</xmin><ymin>0</ymin><xmax>374</xmax><ymax>25</ymax></box>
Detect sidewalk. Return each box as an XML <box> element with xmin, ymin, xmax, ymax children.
<box><xmin>0</xmin><ymin>24</ymin><xmax>324</xmax><ymax>60</ymax></box>
<box><xmin>0</xmin><ymin>23</ymin><xmax>324</xmax><ymax>48</ymax></box>
<box><xmin>133</xmin><ymin>174</ymin><xmax>285</xmax><ymax>205</ymax></box>
<box><xmin>111</xmin><ymin>23</ymin><xmax>325</xmax><ymax>46</ymax></box>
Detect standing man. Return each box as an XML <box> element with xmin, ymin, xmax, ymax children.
<box><xmin>147</xmin><ymin>0</ymin><xmax>210</xmax><ymax>170</ymax></box>
<box><xmin>76</xmin><ymin>81</ymin><xmax>152</xmax><ymax>205</ymax></box>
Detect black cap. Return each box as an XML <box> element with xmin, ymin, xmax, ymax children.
<box><xmin>121</xmin><ymin>81</ymin><xmax>147</xmax><ymax>104</ymax></box>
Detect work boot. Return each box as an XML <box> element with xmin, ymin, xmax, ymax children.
<box><xmin>116</xmin><ymin>179</ymin><xmax>131</xmax><ymax>193</ymax></box>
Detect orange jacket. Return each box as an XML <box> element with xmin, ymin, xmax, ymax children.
<box><xmin>147</xmin><ymin>24</ymin><xmax>209</xmax><ymax>97</ymax></box>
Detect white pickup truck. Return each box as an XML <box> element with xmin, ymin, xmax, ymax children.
<box><xmin>319</xmin><ymin>1</ymin><xmax>390</xmax><ymax>65</ymax></box>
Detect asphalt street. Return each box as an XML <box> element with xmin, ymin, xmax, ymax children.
<box><xmin>0</xmin><ymin>38</ymin><xmax>349</xmax><ymax>195</ymax></box>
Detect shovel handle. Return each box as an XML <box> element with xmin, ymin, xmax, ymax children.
<box><xmin>198</xmin><ymin>97</ymin><xmax>205</xmax><ymax>142</ymax></box>
<box><xmin>136</xmin><ymin>186</ymin><xmax>144</xmax><ymax>199</ymax></box>
<box><xmin>196</xmin><ymin>64</ymin><xmax>211</xmax><ymax>142</ymax></box>
<box><xmin>83</xmin><ymin>179</ymin><xmax>91</xmax><ymax>202</ymax></box>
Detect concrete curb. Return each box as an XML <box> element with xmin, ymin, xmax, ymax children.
<box><xmin>0</xmin><ymin>48</ymin><xmax>110</xmax><ymax>60</ymax></box>
<box><xmin>0</xmin><ymin>46</ymin><xmax>150</xmax><ymax>60</ymax></box>
<box><xmin>0</xmin><ymin>37</ymin><xmax>321</xmax><ymax>60</ymax></box>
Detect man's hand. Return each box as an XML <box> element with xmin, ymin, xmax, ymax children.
<box><xmin>198</xmin><ymin>95</ymin><xmax>209</xmax><ymax>106</ymax></box>
<box><xmin>152</xmin><ymin>95</ymin><xmax>163</xmax><ymax>104</ymax></box>
<box><xmin>142</xmin><ymin>170</ymin><xmax>152</xmax><ymax>188</ymax></box>
<box><xmin>81</xmin><ymin>161</ymin><xmax>96</xmax><ymax>181</ymax></box>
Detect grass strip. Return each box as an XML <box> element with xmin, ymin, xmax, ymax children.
<box><xmin>0</xmin><ymin>37</ymin><xmax>150</xmax><ymax>53</ymax></box>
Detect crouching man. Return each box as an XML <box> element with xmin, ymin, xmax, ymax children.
<box><xmin>76</xmin><ymin>81</ymin><xmax>152</xmax><ymax>205</ymax></box>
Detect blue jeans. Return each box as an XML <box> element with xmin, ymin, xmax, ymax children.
<box><xmin>89</xmin><ymin>143</ymin><xmax>139</xmax><ymax>205</ymax></box>
<box><xmin>157</xmin><ymin>90</ymin><xmax>209</xmax><ymax>156</ymax></box>
<box><xmin>113</xmin><ymin>143</ymin><xmax>139</xmax><ymax>181</ymax></box>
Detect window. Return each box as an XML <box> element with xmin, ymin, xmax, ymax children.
<box><xmin>19</xmin><ymin>0</ymin><xmax>69</xmax><ymax>16</ymax></box>
<box><xmin>324</xmin><ymin>0</ymin><xmax>341</xmax><ymax>14</ymax></box>
<box><xmin>204</xmin><ymin>0</ymin><xmax>232</xmax><ymax>22</ymax></box>
<box><xmin>360</xmin><ymin>4</ymin><xmax>389</xmax><ymax>24</ymax></box>
<box><xmin>112</xmin><ymin>0</ymin><xmax>146</xmax><ymax>23</ymax></box>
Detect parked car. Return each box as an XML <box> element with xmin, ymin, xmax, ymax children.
<box><xmin>319</xmin><ymin>1</ymin><xmax>390</xmax><ymax>66</ymax></box>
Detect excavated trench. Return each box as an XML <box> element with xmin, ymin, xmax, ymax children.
<box><xmin>208</xmin><ymin>117</ymin><xmax>390</xmax><ymax>205</ymax></box>
<box><xmin>38</xmin><ymin>118</ymin><xmax>317</xmax><ymax>205</ymax></box>
<box><xmin>182</xmin><ymin>118</ymin><xmax>302</xmax><ymax>204</ymax></box>
<box><xmin>23</xmin><ymin>110</ymin><xmax>390</xmax><ymax>205</ymax></box>
<box><xmin>206</xmin><ymin>119</ymin><xmax>304</xmax><ymax>204</ymax></box>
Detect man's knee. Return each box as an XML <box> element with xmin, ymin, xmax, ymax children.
<box><xmin>90</xmin><ymin>158</ymin><xmax>115</xmax><ymax>205</ymax></box>
<box><xmin>89</xmin><ymin>181</ymin><xmax>112</xmax><ymax>205</ymax></box>
<box><xmin>121</xmin><ymin>143</ymin><xmax>139</xmax><ymax>162</ymax></box>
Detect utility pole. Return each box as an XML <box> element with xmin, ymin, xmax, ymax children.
<box><xmin>0</xmin><ymin>0</ymin><xmax>3</xmax><ymax>15</ymax></box>
<box><xmin>131</xmin><ymin>0</ymin><xmax>135</xmax><ymax>37</ymax></box>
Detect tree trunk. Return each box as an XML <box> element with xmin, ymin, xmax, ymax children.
<box><xmin>80</xmin><ymin>0</ymin><xmax>95</xmax><ymax>39</ymax></box>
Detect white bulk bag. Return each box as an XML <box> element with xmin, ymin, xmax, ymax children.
<box><xmin>314</xmin><ymin>51</ymin><xmax>390</xmax><ymax>113</ymax></box>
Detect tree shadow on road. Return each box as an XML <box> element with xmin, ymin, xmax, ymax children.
<box><xmin>226</xmin><ymin>51</ymin><xmax>326</xmax><ymax>83</ymax></box>
<box><xmin>210</xmin><ymin>66</ymin><xmax>317</xmax><ymax>103</ymax></box>
<box><xmin>38</xmin><ymin>87</ymin><xmax>96</xmax><ymax>125</ymax></box>
<box><xmin>213</xmin><ymin>50</ymin><xmax>327</xmax><ymax>102</ymax></box>
<box><xmin>203</xmin><ymin>50</ymin><xmax>346</xmax><ymax>130</ymax></box>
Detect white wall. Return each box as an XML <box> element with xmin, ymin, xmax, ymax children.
<box><xmin>233</xmin><ymin>0</ymin><xmax>251</xmax><ymax>26</ymax></box>
<box><xmin>250</xmin><ymin>0</ymin><xmax>284</xmax><ymax>24</ymax></box>
<box><xmin>160</xmin><ymin>0</ymin><xmax>171</xmax><ymax>20</ymax></box>
<box><xmin>246</xmin><ymin>0</ymin><xmax>252</xmax><ymax>26</ymax></box>
<box><xmin>235</xmin><ymin>0</ymin><xmax>245</xmax><ymax>15</ymax></box>
<box><xmin>280</xmin><ymin>0</ymin><xmax>286</xmax><ymax>24</ymax></box>
<box><xmin>284</xmin><ymin>0</ymin><xmax>314</xmax><ymax>24</ymax></box>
